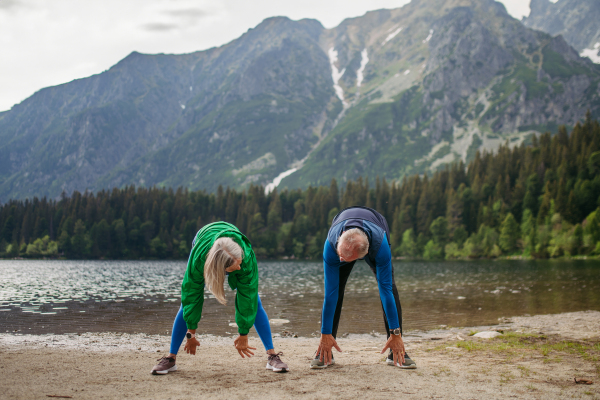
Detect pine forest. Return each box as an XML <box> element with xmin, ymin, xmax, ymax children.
<box><xmin>1</xmin><ymin>115</ymin><xmax>600</xmax><ymax>261</ymax></box>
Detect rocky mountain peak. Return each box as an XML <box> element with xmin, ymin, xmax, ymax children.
<box><xmin>0</xmin><ymin>0</ymin><xmax>599</xmax><ymax>201</ymax></box>
<box><xmin>523</xmin><ymin>0</ymin><xmax>600</xmax><ymax>60</ymax></box>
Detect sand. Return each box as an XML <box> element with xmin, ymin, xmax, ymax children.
<box><xmin>1</xmin><ymin>311</ymin><xmax>599</xmax><ymax>399</ymax></box>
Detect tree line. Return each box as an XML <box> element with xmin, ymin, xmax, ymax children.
<box><xmin>1</xmin><ymin>115</ymin><xmax>600</xmax><ymax>260</ymax></box>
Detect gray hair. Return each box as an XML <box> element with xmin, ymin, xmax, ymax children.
<box><xmin>337</xmin><ymin>228</ymin><xmax>369</xmax><ymax>259</ymax></box>
<box><xmin>204</xmin><ymin>237</ymin><xmax>243</xmax><ymax>305</ymax></box>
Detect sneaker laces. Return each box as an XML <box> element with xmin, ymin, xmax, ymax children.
<box><xmin>157</xmin><ymin>356</ymin><xmax>174</xmax><ymax>363</ymax></box>
<box><xmin>313</xmin><ymin>352</ymin><xmax>334</xmax><ymax>362</ymax></box>
<box><xmin>268</xmin><ymin>352</ymin><xmax>284</xmax><ymax>361</ymax></box>
<box><xmin>388</xmin><ymin>350</ymin><xmax>409</xmax><ymax>359</ymax></box>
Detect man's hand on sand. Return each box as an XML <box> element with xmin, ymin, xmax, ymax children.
<box><xmin>381</xmin><ymin>334</ymin><xmax>405</xmax><ymax>366</ymax></box>
<box><xmin>234</xmin><ymin>335</ymin><xmax>256</xmax><ymax>358</ymax></box>
<box><xmin>184</xmin><ymin>336</ymin><xmax>200</xmax><ymax>355</ymax></box>
<box><xmin>316</xmin><ymin>334</ymin><xmax>342</xmax><ymax>365</ymax></box>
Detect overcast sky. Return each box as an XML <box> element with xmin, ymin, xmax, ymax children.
<box><xmin>0</xmin><ymin>0</ymin><xmax>533</xmax><ymax>112</ymax></box>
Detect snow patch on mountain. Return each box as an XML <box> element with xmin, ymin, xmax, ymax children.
<box><xmin>356</xmin><ymin>49</ymin><xmax>369</xmax><ymax>87</ymax></box>
<box><xmin>328</xmin><ymin>47</ymin><xmax>347</xmax><ymax>107</ymax></box>
<box><xmin>264</xmin><ymin>168</ymin><xmax>298</xmax><ymax>194</ymax></box>
<box><xmin>382</xmin><ymin>27</ymin><xmax>403</xmax><ymax>45</ymax></box>
<box><xmin>423</xmin><ymin>29</ymin><xmax>434</xmax><ymax>43</ymax></box>
<box><xmin>580</xmin><ymin>42</ymin><xmax>600</xmax><ymax>64</ymax></box>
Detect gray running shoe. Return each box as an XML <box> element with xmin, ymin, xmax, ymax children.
<box><xmin>151</xmin><ymin>356</ymin><xmax>177</xmax><ymax>375</ymax></box>
<box><xmin>386</xmin><ymin>352</ymin><xmax>417</xmax><ymax>369</ymax></box>
<box><xmin>310</xmin><ymin>353</ymin><xmax>335</xmax><ymax>369</ymax></box>
<box><xmin>266</xmin><ymin>352</ymin><xmax>289</xmax><ymax>373</ymax></box>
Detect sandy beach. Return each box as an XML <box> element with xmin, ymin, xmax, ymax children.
<box><xmin>1</xmin><ymin>311</ymin><xmax>599</xmax><ymax>399</ymax></box>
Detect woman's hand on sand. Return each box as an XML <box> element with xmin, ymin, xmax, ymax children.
<box><xmin>381</xmin><ymin>334</ymin><xmax>405</xmax><ymax>366</ymax></box>
<box><xmin>317</xmin><ymin>334</ymin><xmax>342</xmax><ymax>365</ymax></box>
<box><xmin>184</xmin><ymin>337</ymin><xmax>200</xmax><ymax>355</ymax></box>
<box><xmin>234</xmin><ymin>335</ymin><xmax>256</xmax><ymax>358</ymax></box>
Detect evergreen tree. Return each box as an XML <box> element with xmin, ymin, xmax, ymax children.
<box><xmin>1</xmin><ymin>118</ymin><xmax>599</xmax><ymax>260</ymax></box>
<box><xmin>499</xmin><ymin>213</ymin><xmax>519</xmax><ymax>253</ymax></box>
<box><xmin>71</xmin><ymin>219</ymin><xmax>90</xmax><ymax>258</ymax></box>
<box><xmin>584</xmin><ymin>208</ymin><xmax>600</xmax><ymax>243</ymax></box>
<box><xmin>430</xmin><ymin>217</ymin><xmax>448</xmax><ymax>247</ymax></box>
<box><xmin>399</xmin><ymin>229</ymin><xmax>418</xmax><ymax>257</ymax></box>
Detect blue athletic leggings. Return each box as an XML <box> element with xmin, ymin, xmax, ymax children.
<box><xmin>169</xmin><ymin>294</ymin><xmax>274</xmax><ymax>354</ymax></box>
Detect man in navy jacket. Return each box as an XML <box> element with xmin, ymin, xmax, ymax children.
<box><xmin>311</xmin><ymin>206</ymin><xmax>417</xmax><ymax>369</ymax></box>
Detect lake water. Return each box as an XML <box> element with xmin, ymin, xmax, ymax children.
<box><xmin>1</xmin><ymin>259</ymin><xmax>599</xmax><ymax>337</ymax></box>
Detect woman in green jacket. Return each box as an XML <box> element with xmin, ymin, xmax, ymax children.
<box><xmin>151</xmin><ymin>221</ymin><xmax>289</xmax><ymax>374</ymax></box>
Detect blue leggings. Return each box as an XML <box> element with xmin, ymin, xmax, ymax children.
<box><xmin>169</xmin><ymin>294</ymin><xmax>274</xmax><ymax>354</ymax></box>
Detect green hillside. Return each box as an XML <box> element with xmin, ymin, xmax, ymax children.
<box><xmin>2</xmin><ymin>117</ymin><xmax>599</xmax><ymax>261</ymax></box>
<box><xmin>283</xmin><ymin>0</ymin><xmax>600</xmax><ymax>189</ymax></box>
<box><xmin>1</xmin><ymin>0</ymin><xmax>599</xmax><ymax>201</ymax></box>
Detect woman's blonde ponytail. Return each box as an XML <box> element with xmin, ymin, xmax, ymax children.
<box><xmin>204</xmin><ymin>237</ymin><xmax>243</xmax><ymax>305</ymax></box>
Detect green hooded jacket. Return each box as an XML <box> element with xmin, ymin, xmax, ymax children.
<box><xmin>181</xmin><ymin>221</ymin><xmax>258</xmax><ymax>335</ymax></box>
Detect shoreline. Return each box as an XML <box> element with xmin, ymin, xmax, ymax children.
<box><xmin>2</xmin><ymin>311</ymin><xmax>599</xmax><ymax>399</ymax></box>
<box><xmin>2</xmin><ymin>255</ymin><xmax>600</xmax><ymax>261</ymax></box>
<box><xmin>2</xmin><ymin>310</ymin><xmax>600</xmax><ymax>352</ymax></box>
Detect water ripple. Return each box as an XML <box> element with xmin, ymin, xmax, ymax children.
<box><xmin>1</xmin><ymin>259</ymin><xmax>599</xmax><ymax>336</ymax></box>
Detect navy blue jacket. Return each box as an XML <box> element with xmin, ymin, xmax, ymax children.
<box><xmin>321</xmin><ymin>207</ymin><xmax>399</xmax><ymax>334</ymax></box>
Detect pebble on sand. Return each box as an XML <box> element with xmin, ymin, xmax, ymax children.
<box><xmin>269</xmin><ymin>319</ymin><xmax>290</xmax><ymax>326</ymax></box>
<box><xmin>473</xmin><ymin>331</ymin><xmax>502</xmax><ymax>339</ymax></box>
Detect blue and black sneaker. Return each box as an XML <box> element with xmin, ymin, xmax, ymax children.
<box><xmin>310</xmin><ymin>353</ymin><xmax>335</xmax><ymax>369</ymax></box>
<box><xmin>387</xmin><ymin>351</ymin><xmax>417</xmax><ymax>369</ymax></box>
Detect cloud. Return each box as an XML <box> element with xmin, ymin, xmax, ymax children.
<box><xmin>0</xmin><ymin>0</ymin><xmax>23</xmax><ymax>11</ymax></box>
<box><xmin>164</xmin><ymin>8</ymin><xmax>209</xmax><ymax>18</ymax></box>
<box><xmin>0</xmin><ymin>0</ymin><xmax>532</xmax><ymax>111</ymax></box>
<box><xmin>141</xmin><ymin>6</ymin><xmax>214</xmax><ymax>32</ymax></box>
<box><xmin>499</xmin><ymin>0</ymin><xmax>531</xmax><ymax>19</ymax></box>
<box><xmin>141</xmin><ymin>22</ymin><xmax>180</xmax><ymax>32</ymax></box>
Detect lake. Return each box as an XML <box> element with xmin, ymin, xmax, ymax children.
<box><xmin>1</xmin><ymin>259</ymin><xmax>599</xmax><ymax>337</ymax></box>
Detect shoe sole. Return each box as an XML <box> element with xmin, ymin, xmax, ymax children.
<box><xmin>151</xmin><ymin>365</ymin><xmax>178</xmax><ymax>375</ymax></box>
<box><xmin>266</xmin><ymin>363</ymin><xmax>289</xmax><ymax>373</ymax></box>
<box><xmin>310</xmin><ymin>360</ymin><xmax>335</xmax><ymax>369</ymax></box>
<box><xmin>386</xmin><ymin>359</ymin><xmax>417</xmax><ymax>369</ymax></box>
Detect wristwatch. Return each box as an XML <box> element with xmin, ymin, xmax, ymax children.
<box><xmin>186</xmin><ymin>332</ymin><xmax>195</xmax><ymax>339</ymax></box>
<box><xmin>390</xmin><ymin>328</ymin><xmax>401</xmax><ymax>336</ymax></box>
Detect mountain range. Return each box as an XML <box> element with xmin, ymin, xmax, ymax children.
<box><xmin>1</xmin><ymin>0</ymin><xmax>599</xmax><ymax>202</ymax></box>
<box><xmin>523</xmin><ymin>0</ymin><xmax>600</xmax><ymax>62</ymax></box>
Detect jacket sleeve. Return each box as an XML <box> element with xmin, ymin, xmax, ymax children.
<box><xmin>321</xmin><ymin>240</ymin><xmax>342</xmax><ymax>334</ymax></box>
<box><xmin>181</xmin><ymin>251</ymin><xmax>206</xmax><ymax>330</ymax></box>
<box><xmin>374</xmin><ymin>237</ymin><xmax>400</xmax><ymax>330</ymax></box>
<box><xmin>228</xmin><ymin>251</ymin><xmax>259</xmax><ymax>335</ymax></box>
<box><xmin>233</xmin><ymin>280</ymin><xmax>258</xmax><ymax>335</ymax></box>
